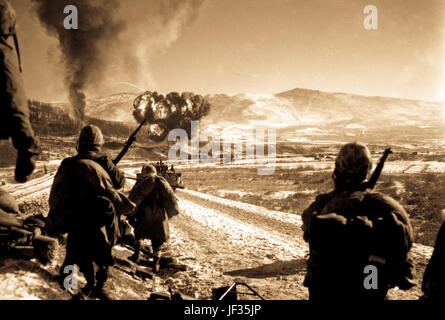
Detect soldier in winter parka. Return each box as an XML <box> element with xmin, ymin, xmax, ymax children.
<box><xmin>49</xmin><ymin>125</ymin><xmax>126</xmax><ymax>300</ymax></box>
<box><xmin>128</xmin><ymin>164</ymin><xmax>179</xmax><ymax>273</ymax></box>
<box><xmin>0</xmin><ymin>0</ymin><xmax>41</xmax><ymax>182</ymax></box>
<box><xmin>422</xmin><ymin>218</ymin><xmax>445</xmax><ymax>301</ymax></box>
<box><xmin>302</xmin><ymin>142</ymin><xmax>415</xmax><ymax>301</ymax></box>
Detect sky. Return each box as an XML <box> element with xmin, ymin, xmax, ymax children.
<box><xmin>11</xmin><ymin>0</ymin><xmax>445</xmax><ymax>102</ymax></box>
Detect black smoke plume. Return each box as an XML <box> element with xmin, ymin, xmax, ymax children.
<box><xmin>31</xmin><ymin>0</ymin><xmax>205</xmax><ymax>122</ymax></box>
<box><xmin>31</xmin><ymin>0</ymin><xmax>123</xmax><ymax>121</ymax></box>
<box><xmin>133</xmin><ymin>91</ymin><xmax>211</xmax><ymax>142</ymax></box>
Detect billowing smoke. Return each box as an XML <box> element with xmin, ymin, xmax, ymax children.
<box><xmin>31</xmin><ymin>0</ymin><xmax>205</xmax><ymax>121</ymax></box>
<box><xmin>31</xmin><ymin>0</ymin><xmax>123</xmax><ymax>121</ymax></box>
<box><xmin>133</xmin><ymin>91</ymin><xmax>211</xmax><ymax>142</ymax></box>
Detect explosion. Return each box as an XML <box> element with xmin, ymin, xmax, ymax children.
<box><xmin>31</xmin><ymin>0</ymin><xmax>205</xmax><ymax>122</ymax></box>
<box><xmin>133</xmin><ymin>91</ymin><xmax>211</xmax><ymax>142</ymax></box>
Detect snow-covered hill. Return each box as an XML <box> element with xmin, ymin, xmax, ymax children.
<box><xmin>72</xmin><ymin>87</ymin><xmax>445</xmax><ymax>148</ymax></box>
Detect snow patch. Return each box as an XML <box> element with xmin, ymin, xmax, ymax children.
<box><xmin>178</xmin><ymin>189</ymin><xmax>302</xmax><ymax>227</ymax></box>
<box><xmin>177</xmin><ymin>198</ymin><xmax>307</xmax><ymax>261</ymax></box>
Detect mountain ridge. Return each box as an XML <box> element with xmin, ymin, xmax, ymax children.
<box><xmin>35</xmin><ymin>87</ymin><xmax>445</xmax><ymax>147</ymax></box>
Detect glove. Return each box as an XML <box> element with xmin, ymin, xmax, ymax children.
<box><xmin>15</xmin><ymin>151</ymin><xmax>37</xmax><ymax>183</ymax></box>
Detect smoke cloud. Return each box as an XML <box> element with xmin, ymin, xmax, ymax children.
<box><xmin>31</xmin><ymin>0</ymin><xmax>205</xmax><ymax>121</ymax></box>
<box><xmin>133</xmin><ymin>91</ymin><xmax>211</xmax><ymax>142</ymax></box>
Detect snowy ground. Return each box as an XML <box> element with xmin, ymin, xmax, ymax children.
<box><xmin>0</xmin><ymin>165</ymin><xmax>435</xmax><ymax>300</ymax></box>
<box><xmin>110</xmin><ymin>157</ymin><xmax>445</xmax><ymax>173</ymax></box>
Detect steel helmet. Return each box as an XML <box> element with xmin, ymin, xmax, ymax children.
<box><xmin>77</xmin><ymin>125</ymin><xmax>105</xmax><ymax>146</ymax></box>
<box><xmin>141</xmin><ymin>164</ymin><xmax>157</xmax><ymax>176</ymax></box>
<box><xmin>333</xmin><ymin>142</ymin><xmax>372</xmax><ymax>185</ymax></box>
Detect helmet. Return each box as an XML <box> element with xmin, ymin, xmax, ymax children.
<box><xmin>141</xmin><ymin>164</ymin><xmax>157</xmax><ymax>176</ymax></box>
<box><xmin>333</xmin><ymin>142</ymin><xmax>372</xmax><ymax>185</ymax></box>
<box><xmin>0</xmin><ymin>0</ymin><xmax>16</xmax><ymax>37</ymax></box>
<box><xmin>77</xmin><ymin>125</ymin><xmax>105</xmax><ymax>146</ymax></box>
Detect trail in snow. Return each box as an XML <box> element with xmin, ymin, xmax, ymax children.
<box><xmin>177</xmin><ymin>190</ymin><xmax>301</xmax><ymax>239</ymax></box>
<box><xmin>178</xmin><ymin>189</ymin><xmax>302</xmax><ymax>227</ymax></box>
<box><xmin>176</xmin><ymin>198</ymin><xmax>307</xmax><ymax>261</ymax></box>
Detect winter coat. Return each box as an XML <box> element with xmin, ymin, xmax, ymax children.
<box><xmin>129</xmin><ymin>174</ymin><xmax>179</xmax><ymax>243</ymax></box>
<box><xmin>0</xmin><ymin>37</ymin><xmax>39</xmax><ymax>155</ymax></box>
<box><xmin>73</xmin><ymin>150</ymin><xmax>126</xmax><ymax>189</ymax></box>
<box><xmin>47</xmin><ymin>151</ymin><xmax>129</xmax><ymax>267</ymax></box>
<box><xmin>422</xmin><ymin>221</ymin><xmax>445</xmax><ymax>301</ymax></box>
<box><xmin>302</xmin><ymin>189</ymin><xmax>415</xmax><ymax>300</ymax></box>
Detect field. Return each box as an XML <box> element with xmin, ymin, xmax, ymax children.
<box><xmin>0</xmin><ymin>157</ymin><xmax>441</xmax><ymax>300</ymax></box>
<box><xmin>180</xmin><ymin>164</ymin><xmax>445</xmax><ymax>247</ymax></box>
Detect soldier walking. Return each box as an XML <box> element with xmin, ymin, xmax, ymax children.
<box><xmin>0</xmin><ymin>0</ymin><xmax>41</xmax><ymax>183</ymax></box>
<box><xmin>48</xmin><ymin>125</ymin><xmax>126</xmax><ymax>300</ymax></box>
<box><xmin>301</xmin><ymin>142</ymin><xmax>415</xmax><ymax>300</ymax></box>
<box><xmin>128</xmin><ymin>164</ymin><xmax>179</xmax><ymax>273</ymax></box>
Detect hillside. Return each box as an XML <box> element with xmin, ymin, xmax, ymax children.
<box><xmin>204</xmin><ymin>89</ymin><xmax>445</xmax><ymax>148</ymax></box>
<box><xmin>2</xmin><ymin>87</ymin><xmax>444</xmax><ymax>169</ymax></box>
<box><xmin>77</xmin><ymin>88</ymin><xmax>445</xmax><ymax>149</ymax></box>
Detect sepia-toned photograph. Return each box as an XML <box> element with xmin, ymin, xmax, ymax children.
<box><xmin>0</xmin><ymin>0</ymin><xmax>444</xmax><ymax>305</ymax></box>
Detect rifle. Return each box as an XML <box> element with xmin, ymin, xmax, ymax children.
<box><xmin>13</xmin><ymin>33</ymin><xmax>22</xmax><ymax>72</ymax></box>
<box><xmin>113</xmin><ymin>119</ymin><xmax>147</xmax><ymax>165</ymax></box>
<box><xmin>365</xmin><ymin>147</ymin><xmax>392</xmax><ymax>189</ymax></box>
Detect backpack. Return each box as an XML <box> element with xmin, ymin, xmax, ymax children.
<box><xmin>129</xmin><ymin>175</ymin><xmax>179</xmax><ymax>220</ymax></box>
<box><xmin>155</xmin><ymin>176</ymin><xmax>179</xmax><ymax>219</ymax></box>
<box><xmin>308</xmin><ymin>190</ymin><xmax>414</xmax><ymax>292</ymax></box>
<box><xmin>46</xmin><ymin>158</ymin><xmax>134</xmax><ymax>236</ymax></box>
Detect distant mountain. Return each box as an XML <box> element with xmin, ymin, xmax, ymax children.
<box><xmin>49</xmin><ymin>88</ymin><xmax>445</xmax><ymax>149</ymax></box>
<box><xmin>85</xmin><ymin>92</ymin><xmax>139</xmax><ymax>123</ymax></box>
<box><xmin>202</xmin><ymin>88</ymin><xmax>444</xmax><ymax>148</ymax></box>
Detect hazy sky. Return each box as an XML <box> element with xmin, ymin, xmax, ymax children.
<box><xmin>11</xmin><ymin>0</ymin><xmax>445</xmax><ymax>102</ymax></box>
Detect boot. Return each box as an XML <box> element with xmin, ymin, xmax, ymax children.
<box><xmin>81</xmin><ymin>283</ymin><xmax>94</xmax><ymax>297</ymax></box>
<box><xmin>90</xmin><ymin>267</ymin><xmax>111</xmax><ymax>300</ymax></box>
<box><xmin>15</xmin><ymin>151</ymin><xmax>36</xmax><ymax>183</ymax></box>
<box><xmin>151</xmin><ymin>241</ymin><xmax>164</xmax><ymax>273</ymax></box>
<box><xmin>129</xmin><ymin>240</ymin><xmax>141</xmax><ymax>262</ymax></box>
<box><xmin>78</xmin><ymin>262</ymin><xmax>95</xmax><ymax>298</ymax></box>
<box><xmin>90</xmin><ymin>285</ymin><xmax>111</xmax><ymax>300</ymax></box>
<box><xmin>152</xmin><ymin>256</ymin><xmax>161</xmax><ymax>273</ymax></box>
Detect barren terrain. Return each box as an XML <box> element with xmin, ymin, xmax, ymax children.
<box><xmin>0</xmin><ymin>162</ymin><xmax>436</xmax><ymax>300</ymax></box>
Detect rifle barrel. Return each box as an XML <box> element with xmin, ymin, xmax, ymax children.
<box><xmin>113</xmin><ymin>119</ymin><xmax>147</xmax><ymax>164</ymax></box>
<box><xmin>132</xmin><ymin>119</ymin><xmax>147</xmax><ymax>139</ymax></box>
<box><xmin>367</xmin><ymin>148</ymin><xmax>392</xmax><ymax>189</ymax></box>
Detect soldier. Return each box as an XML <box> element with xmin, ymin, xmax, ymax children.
<box><xmin>301</xmin><ymin>142</ymin><xmax>415</xmax><ymax>301</ymax></box>
<box><xmin>53</xmin><ymin>125</ymin><xmax>126</xmax><ymax>300</ymax></box>
<box><xmin>422</xmin><ymin>218</ymin><xmax>445</xmax><ymax>301</ymax></box>
<box><xmin>128</xmin><ymin>164</ymin><xmax>179</xmax><ymax>273</ymax></box>
<box><xmin>0</xmin><ymin>0</ymin><xmax>41</xmax><ymax>183</ymax></box>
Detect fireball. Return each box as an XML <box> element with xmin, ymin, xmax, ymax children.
<box><xmin>152</xmin><ymin>102</ymin><xmax>169</xmax><ymax>120</ymax></box>
<box><xmin>132</xmin><ymin>90</ymin><xmax>211</xmax><ymax>142</ymax></box>
<box><xmin>147</xmin><ymin>123</ymin><xmax>168</xmax><ymax>142</ymax></box>
<box><xmin>133</xmin><ymin>94</ymin><xmax>150</xmax><ymax>119</ymax></box>
<box><xmin>138</xmin><ymin>103</ymin><xmax>147</xmax><ymax>112</ymax></box>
